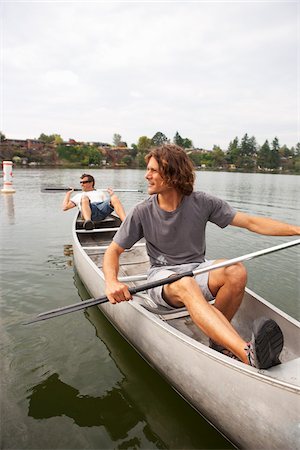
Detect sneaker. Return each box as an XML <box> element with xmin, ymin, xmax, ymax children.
<box><xmin>209</xmin><ymin>338</ymin><xmax>239</xmax><ymax>360</ymax></box>
<box><xmin>245</xmin><ymin>317</ymin><xmax>284</xmax><ymax>369</ymax></box>
<box><xmin>83</xmin><ymin>220</ymin><xmax>94</xmax><ymax>230</ymax></box>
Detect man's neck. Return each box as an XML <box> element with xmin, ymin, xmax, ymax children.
<box><xmin>157</xmin><ymin>189</ymin><xmax>184</xmax><ymax>212</ymax></box>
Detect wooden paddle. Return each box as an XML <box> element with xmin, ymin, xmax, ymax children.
<box><xmin>41</xmin><ymin>187</ymin><xmax>143</xmax><ymax>193</ymax></box>
<box><xmin>23</xmin><ymin>239</ymin><xmax>300</xmax><ymax>325</ymax></box>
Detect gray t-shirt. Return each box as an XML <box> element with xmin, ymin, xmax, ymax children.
<box><xmin>113</xmin><ymin>192</ymin><xmax>236</xmax><ymax>267</ymax></box>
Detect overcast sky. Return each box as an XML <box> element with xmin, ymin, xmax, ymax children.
<box><xmin>1</xmin><ymin>1</ymin><xmax>298</xmax><ymax>149</ymax></box>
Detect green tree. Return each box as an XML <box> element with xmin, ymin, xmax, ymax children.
<box><xmin>279</xmin><ymin>145</ymin><xmax>290</xmax><ymax>158</ymax></box>
<box><xmin>270</xmin><ymin>137</ymin><xmax>281</xmax><ymax>169</ymax></box>
<box><xmin>257</xmin><ymin>140</ymin><xmax>271</xmax><ymax>169</ymax></box>
<box><xmin>113</xmin><ymin>133</ymin><xmax>122</xmax><ymax>146</ymax></box>
<box><xmin>240</xmin><ymin>134</ymin><xmax>256</xmax><ymax>157</ymax></box>
<box><xmin>0</xmin><ymin>131</ymin><xmax>6</xmax><ymax>141</ymax></box>
<box><xmin>137</xmin><ymin>136</ymin><xmax>152</xmax><ymax>152</ymax></box>
<box><xmin>151</xmin><ymin>131</ymin><xmax>168</xmax><ymax>146</ymax></box>
<box><xmin>54</xmin><ymin>134</ymin><xmax>63</xmax><ymax>145</ymax></box>
<box><xmin>226</xmin><ymin>137</ymin><xmax>240</xmax><ymax>164</ymax></box>
<box><xmin>38</xmin><ymin>133</ymin><xmax>61</xmax><ymax>144</ymax></box>
<box><xmin>238</xmin><ymin>134</ymin><xmax>256</xmax><ymax>170</ymax></box>
<box><xmin>136</xmin><ymin>136</ymin><xmax>152</xmax><ymax>168</ymax></box>
<box><xmin>293</xmin><ymin>145</ymin><xmax>300</xmax><ymax>173</ymax></box>
<box><xmin>121</xmin><ymin>155</ymin><xmax>134</xmax><ymax>167</ymax></box>
<box><xmin>130</xmin><ymin>145</ymin><xmax>138</xmax><ymax>160</ymax></box>
<box><xmin>173</xmin><ymin>131</ymin><xmax>184</xmax><ymax>147</ymax></box>
<box><xmin>173</xmin><ymin>132</ymin><xmax>193</xmax><ymax>149</ymax></box>
<box><xmin>182</xmin><ymin>137</ymin><xmax>193</xmax><ymax>149</ymax></box>
<box><xmin>188</xmin><ymin>152</ymin><xmax>202</xmax><ymax>167</ymax></box>
<box><xmin>294</xmin><ymin>159</ymin><xmax>300</xmax><ymax>173</ymax></box>
<box><xmin>189</xmin><ymin>151</ymin><xmax>213</xmax><ymax>168</ymax></box>
<box><xmin>87</xmin><ymin>147</ymin><xmax>102</xmax><ymax>165</ymax></box>
<box><xmin>56</xmin><ymin>144</ymin><xmax>91</xmax><ymax>165</ymax></box>
<box><xmin>240</xmin><ymin>133</ymin><xmax>250</xmax><ymax>156</ymax></box>
<box><xmin>211</xmin><ymin>146</ymin><xmax>225</xmax><ymax>167</ymax></box>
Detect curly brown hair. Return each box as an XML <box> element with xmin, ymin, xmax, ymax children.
<box><xmin>145</xmin><ymin>144</ymin><xmax>195</xmax><ymax>195</ymax></box>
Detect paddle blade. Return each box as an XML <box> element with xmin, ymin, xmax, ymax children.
<box><xmin>23</xmin><ymin>296</ymin><xmax>109</xmax><ymax>325</ymax></box>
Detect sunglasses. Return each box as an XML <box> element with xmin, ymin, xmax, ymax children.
<box><xmin>80</xmin><ymin>180</ymin><xmax>91</xmax><ymax>184</ymax></box>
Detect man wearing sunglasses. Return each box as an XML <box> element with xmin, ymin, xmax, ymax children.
<box><xmin>62</xmin><ymin>173</ymin><xmax>126</xmax><ymax>229</ymax></box>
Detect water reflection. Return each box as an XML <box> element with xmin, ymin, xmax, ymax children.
<box><xmin>27</xmin><ymin>373</ymin><xmax>150</xmax><ymax>442</ymax></box>
<box><xmin>46</xmin><ymin>247</ymin><xmax>73</xmax><ymax>270</ymax></box>
<box><xmin>63</xmin><ymin>244</ymin><xmax>73</xmax><ymax>267</ymax></box>
<box><xmin>26</xmin><ymin>272</ymin><xmax>233</xmax><ymax>449</ymax></box>
<box><xmin>82</xmin><ymin>273</ymin><xmax>233</xmax><ymax>448</ymax></box>
<box><xmin>63</xmin><ymin>244</ymin><xmax>73</xmax><ymax>258</ymax></box>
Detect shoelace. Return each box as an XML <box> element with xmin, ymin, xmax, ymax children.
<box><xmin>245</xmin><ymin>342</ymin><xmax>256</xmax><ymax>367</ymax></box>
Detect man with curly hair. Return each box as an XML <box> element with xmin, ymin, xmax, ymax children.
<box><xmin>103</xmin><ymin>145</ymin><xmax>300</xmax><ymax>369</ymax></box>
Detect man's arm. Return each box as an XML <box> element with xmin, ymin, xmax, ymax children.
<box><xmin>103</xmin><ymin>241</ymin><xmax>132</xmax><ymax>303</ymax></box>
<box><xmin>62</xmin><ymin>189</ymin><xmax>76</xmax><ymax>211</ymax></box>
<box><xmin>231</xmin><ymin>211</ymin><xmax>300</xmax><ymax>236</ymax></box>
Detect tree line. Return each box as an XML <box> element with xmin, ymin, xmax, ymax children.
<box><xmin>1</xmin><ymin>130</ymin><xmax>299</xmax><ymax>173</ymax></box>
<box><xmin>122</xmin><ymin>131</ymin><xmax>299</xmax><ymax>173</ymax></box>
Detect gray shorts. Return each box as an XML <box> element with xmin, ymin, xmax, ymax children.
<box><xmin>147</xmin><ymin>261</ymin><xmax>215</xmax><ymax>309</ymax></box>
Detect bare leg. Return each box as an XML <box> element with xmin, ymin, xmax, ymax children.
<box><xmin>80</xmin><ymin>196</ymin><xmax>92</xmax><ymax>221</ymax></box>
<box><xmin>110</xmin><ymin>194</ymin><xmax>126</xmax><ymax>221</ymax></box>
<box><xmin>208</xmin><ymin>260</ymin><xmax>247</xmax><ymax>321</ymax></box>
<box><xmin>164</xmin><ymin>277</ymin><xmax>249</xmax><ymax>364</ymax></box>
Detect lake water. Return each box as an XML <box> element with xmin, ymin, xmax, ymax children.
<box><xmin>0</xmin><ymin>168</ymin><xmax>299</xmax><ymax>450</ymax></box>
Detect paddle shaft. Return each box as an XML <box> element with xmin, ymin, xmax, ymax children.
<box><xmin>42</xmin><ymin>187</ymin><xmax>143</xmax><ymax>193</ymax></box>
<box><xmin>24</xmin><ymin>238</ymin><xmax>300</xmax><ymax>325</ymax></box>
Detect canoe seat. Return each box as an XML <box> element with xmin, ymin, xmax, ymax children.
<box><xmin>76</xmin><ymin>214</ymin><xmax>121</xmax><ymax>229</ymax></box>
<box><xmin>141</xmin><ymin>298</ymin><xmax>214</xmax><ymax>320</ymax></box>
<box><xmin>142</xmin><ymin>304</ymin><xmax>190</xmax><ymax>320</ymax></box>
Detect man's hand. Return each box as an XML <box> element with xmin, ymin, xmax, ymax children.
<box><xmin>105</xmin><ymin>280</ymin><xmax>132</xmax><ymax>304</ymax></box>
<box><xmin>103</xmin><ymin>242</ymin><xmax>128</xmax><ymax>303</ymax></box>
<box><xmin>62</xmin><ymin>187</ymin><xmax>75</xmax><ymax>211</ymax></box>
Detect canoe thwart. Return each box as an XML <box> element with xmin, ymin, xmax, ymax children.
<box><xmin>76</xmin><ymin>227</ymin><xmax>120</xmax><ymax>234</ymax></box>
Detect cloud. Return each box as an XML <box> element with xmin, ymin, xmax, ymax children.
<box><xmin>1</xmin><ymin>1</ymin><xmax>298</xmax><ymax>148</ymax></box>
<box><xmin>42</xmin><ymin>70</ymin><xmax>79</xmax><ymax>87</ymax></box>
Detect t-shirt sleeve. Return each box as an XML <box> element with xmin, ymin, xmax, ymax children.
<box><xmin>113</xmin><ymin>206</ymin><xmax>144</xmax><ymax>249</ymax></box>
<box><xmin>205</xmin><ymin>193</ymin><xmax>236</xmax><ymax>228</ymax></box>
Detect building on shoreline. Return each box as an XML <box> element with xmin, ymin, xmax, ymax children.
<box><xmin>0</xmin><ymin>138</ymin><xmax>58</xmax><ymax>165</ymax></box>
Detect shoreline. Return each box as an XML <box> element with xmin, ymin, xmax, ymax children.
<box><xmin>7</xmin><ymin>164</ymin><xmax>299</xmax><ymax>175</ymax></box>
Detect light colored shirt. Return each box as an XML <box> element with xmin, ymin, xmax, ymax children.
<box><xmin>71</xmin><ymin>189</ymin><xmax>107</xmax><ymax>212</ymax></box>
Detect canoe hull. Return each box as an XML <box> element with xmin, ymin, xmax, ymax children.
<box><xmin>104</xmin><ymin>303</ymin><xmax>299</xmax><ymax>449</ymax></box>
<box><xmin>72</xmin><ymin>215</ymin><xmax>300</xmax><ymax>449</ymax></box>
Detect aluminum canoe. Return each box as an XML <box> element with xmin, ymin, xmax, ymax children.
<box><xmin>72</xmin><ymin>213</ymin><xmax>300</xmax><ymax>449</ymax></box>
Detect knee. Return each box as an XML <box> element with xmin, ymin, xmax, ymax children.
<box><xmin>110</xmin><ymin>194</ymin><xmax>119</xmax><ymax>206</ymax></box>
<box><xmin>167</xmin><ymin>276</ymin><xmax>195</xmax><ymax>298</ymax></box>
<box><xmin>225</xmin><ymin>263</ymin><xmax>247</xmax><ymax>289</ymax></box>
